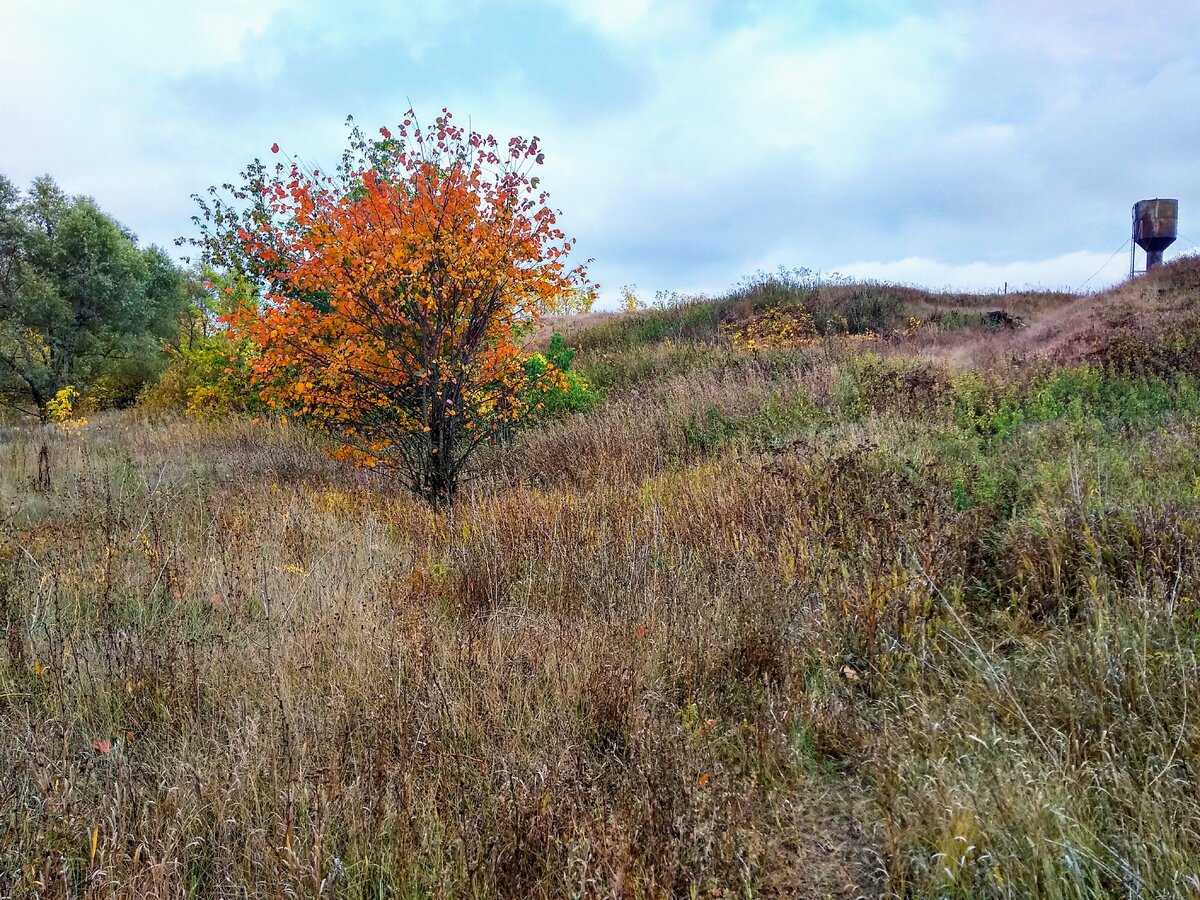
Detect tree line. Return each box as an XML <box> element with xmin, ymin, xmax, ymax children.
<box><xmin>0</xmin><ymin>174</ymin><xmax>196</xmax><ymax>419</ymax></box>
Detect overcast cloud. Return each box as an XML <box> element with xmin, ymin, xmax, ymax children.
<box><xmin>3</xmin><ymin>0</ymin><xmax>1198</xmax><ymax>306</ymax></box>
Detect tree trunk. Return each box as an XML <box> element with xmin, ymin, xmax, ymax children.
<box><xmin>418</xmin><ymin>447</ymin><xmax>457</xmax><ymax>509</ymax></box>
<box><xmin>35</xmin><ymin>440</ymin><xmax>51</xmax><ymax>492</ymax></box>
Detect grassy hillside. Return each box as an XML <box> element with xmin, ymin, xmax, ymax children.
<box><xmin>3</xmin><ymin>259</ymin><xmax>1200</xmax><ymax>897</ymax></box>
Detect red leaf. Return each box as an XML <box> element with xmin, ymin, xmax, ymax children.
<box><xmin>271</xmin><ymin>142</ymin><xmax>280</xmax><ymax>154</ymax></box>
<box><xmin>92</xmin><ymin>739</ymin><xmax>112</xmax><ymax>754</ymax></box>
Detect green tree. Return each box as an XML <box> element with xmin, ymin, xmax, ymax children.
<box><xmin>0</xmin><ymin>174</ymin><xmax>187</xmax><ymax>418</ymax></box>
<box><xmin>138</xmin><ymin>266</ymin><xmax>262</xmax><ymax>417</ymax></box>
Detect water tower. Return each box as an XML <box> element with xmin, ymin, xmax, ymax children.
<box><xmin>1130</xmin><ymin>198</ymin><xmax>1178</xmax><ymax>276</ymax></box>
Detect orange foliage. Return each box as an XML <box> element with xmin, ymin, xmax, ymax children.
<box><xmin>212</xmin><ymin>111</ymin><xmax>594</xmax><ymax>505</ymax></box>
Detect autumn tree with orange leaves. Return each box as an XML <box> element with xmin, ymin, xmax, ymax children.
<box><xmin>189</xmin><ymin>111</ymin><xmax>594</xmax><ymax>506</ymax></box>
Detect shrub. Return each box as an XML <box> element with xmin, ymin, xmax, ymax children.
<box><xmin>138</xmin><ymin>332</ymin><xmax>258</xmax><ymax>418</ymax></box>
<box><xmin>831</xmin><ymin>290</ymin><xmax>903</xmax><ymax>334</ymax></box>
<box><xmin>523</xmin><ymin>351</ymin><xmax>599</xmax><ymax>419</ymax></box>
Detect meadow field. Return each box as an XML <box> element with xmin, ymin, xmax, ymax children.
<box><xmin>3</xmin><ymin>261</ymin><xmax>1200</xmax><ymax>897</ymax></box>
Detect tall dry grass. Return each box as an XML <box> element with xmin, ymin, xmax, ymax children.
<box><xmin>2</xmin><ymin>419</ymin><xmax>888</xmax><ymax>897</ymax></box>
<box><xmin>3</xmin><ymin>266</ymin><xmax>1200</xmax><ymax>896</ymax></box>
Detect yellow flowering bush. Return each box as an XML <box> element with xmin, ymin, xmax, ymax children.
<box><xmin>46</xmin><ymin>386</ymin><xmax>88</xmax><ymax>432</ymax></box>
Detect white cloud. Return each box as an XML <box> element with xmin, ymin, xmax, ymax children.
<box><xmin>1</xmin><ymin>0</ymin><xmax>1197</xmax><ymax>296</ymax></box>
<box><xmin>2</xmin><ymin>0</ymin><xmax>283</xmax><ymax>80</ymax></box>
<box><xmin>0</xmin><ymin>0</ymin><xmax>286</xmax><ymax>242</ymax></box>
<box><xmin>836</xmin><ymin>249</ymin><xmax>1137</xmax><ymax>294</ymax></box>
<box><xmin>528</xmin><ymin>8</ymin><xmax>966</xmax><ymax>247</ymax></box>
<box><xmin>562</xmin><ymin>0</ymin><xmax>658</xmax><ymax>38</ymax></box>
<box><xmin>532</xmin><ymin>1</ymin><xmax>1200</xmax><ymax>297</ymax></box>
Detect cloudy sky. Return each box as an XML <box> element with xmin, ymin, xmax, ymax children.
<box><xmin>4</xmin><ymin>0</ymin><xmax>1199</xmax><ymax>306</ymax></box>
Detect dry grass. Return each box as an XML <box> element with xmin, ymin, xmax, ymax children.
<box><xmin>1</xmin><ymin>421</ymin><xmax>888</xmax><ymax>897</ymax></box>
<box><xmin>2</xmin><ymin>261</ymin><xmax>1200</xmax><ymax>897</ymax></box>
<box><xmin>524</xmin><ymin>312</ymin><xmax>625</xmax><ymax>351</ymax></box>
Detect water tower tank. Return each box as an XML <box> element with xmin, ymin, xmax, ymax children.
<box><xmin>1133</xmin><ymin>198</ymin><xmax>1178</xmax><ymax>271</ymax></box>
